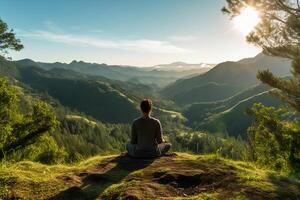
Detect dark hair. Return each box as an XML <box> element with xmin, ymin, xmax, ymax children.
<box><xmin>140</xmin><ymin>99</ymin><xmax>152</xmax><ymax>113</ymax></box>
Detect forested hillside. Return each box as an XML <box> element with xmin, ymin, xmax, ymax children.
<box><xmin>183</xmin><ymin>84</ymin><xmax>281</xmax><ymax>137</ymax></box>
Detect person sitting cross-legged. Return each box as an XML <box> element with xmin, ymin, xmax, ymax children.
<box><xmin>126</xmin><ymin>99</ymin><xmax>171</xmax><ymax>158</ymax></box>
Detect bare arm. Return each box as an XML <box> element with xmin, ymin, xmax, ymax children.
<box><xmin>131</xmin><ymin>122</ymin><xmax>137</xmax><ymax>144</ymax></box>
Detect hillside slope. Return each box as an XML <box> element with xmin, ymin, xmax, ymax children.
<box><xmin>183</xmin><ymin>84</ymin><xmax>281</xmax><ymax>137</ymax></box>
<box><xmin>197</xmin><ymin>92</ymin><xmax>280</xmax><ymax>138</ymax></box>
<box><xmin>15</xmin><ymin>66</ymin><xmax>140</xmax><ymax>123</ymax></box>
<box><xmin>173</xmin><ymin>82</ymin><xmax>241</xmax><ymax>106</ymax></box>
<box><xmin>162</xmin><ymin>53</ymin><xmax>290</xmax><ymax>105</ymax></box>
<box><xmin>183</xmin><ymin>84</ymin><xmax>271</xmax><ymax>125</ymax></box>
<box><xmin>1</xmin><ymin>153</ymin><xmax>300</xmax><ymax>200</ymax></box>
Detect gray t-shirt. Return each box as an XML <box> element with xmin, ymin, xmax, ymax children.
<box><xmin>131</xmin><ymin>116</ymin><xmax>163</xmax><ymax>150</ymax></box>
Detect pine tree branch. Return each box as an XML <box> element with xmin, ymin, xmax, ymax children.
<box><xmin>275</xmin><ymin>0</ymin><xmax>300</xmax><ymax>16</ymax></box>
<box><xmin>266</xmin><ymin>13</ymin><xmax>288</xmax><ymax>24</ymax></box>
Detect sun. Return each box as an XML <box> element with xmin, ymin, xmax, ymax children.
<box><xmin>233</xmin><ymin>6</ymin><xmax>260</xmax><ymax>35</ymax></box>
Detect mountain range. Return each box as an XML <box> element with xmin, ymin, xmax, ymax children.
<box><xmin>0</xmin><ymin>56</ymin><xmax>185</xmax><ymax>125</ymax></box>
<box><xmin>0</xmin><ymin>53</ymin><xmax>291</xmax><ymax>138</ymax></box>
<box><xmin>161</xmin><ymin>53</ymin><xmax>291</xmax><ymax>105</ymax></box>
<box><xmin>15</xmin><ymin>59</ymin><xmax>213</xmax><ymax>88</ymax></box>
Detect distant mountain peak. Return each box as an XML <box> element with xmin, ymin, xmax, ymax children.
<box><xmin>69</xmin><ymin>60</ymin><xmax>78</xmax><ymax>64</ymax></box>
<box><xmin>17</xmin><ymin>58</ymin><xmax>35</xmax><ymax>63</ymax></box>
<box><xmin>70</xmin><ymin>60</ymin><xmax>86</xmax><ymax>64</ymax></box>
<box><xmin>169</xmin><ymin>61</ymin><xmax>188</xmax><ymax>65</ymax></box>
<box><xmin>16</xmin><ymin>59</ymin><xmax>41</xmax><ymax>67</ymax></box>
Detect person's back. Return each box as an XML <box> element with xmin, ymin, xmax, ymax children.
<box><xmin>132</xmin><ymin>116</ymin><xmax>163</xmax><ymax>150</ymax></box>
<box><xmin>126</xmin><ymin>99</ymin><xmax>171</xmax><ymax>158</ymax></box>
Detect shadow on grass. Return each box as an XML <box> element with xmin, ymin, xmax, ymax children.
<box><xmin>48</xmin><ymin>154</ymin><xmax>154</xmax><ymax>200</ymax></box>
<box><xmin>267</xmin><ymin>174</ymin><xmax>300</xmax><ymax>199</ymax></box>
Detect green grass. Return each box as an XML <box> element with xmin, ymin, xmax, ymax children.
<box><xmin>65</xmin><ymin>115</ymin><xmax>98</xmax><ymax>126</ymax></box>
<box><xmin>1</xmin><ymin>153</ymin><xmax>300</xmax><ymax>200</ymax></box>
<box><xmin>156</xmin><ymin>107</ymin><xmax>186</xmax><ymax>120</ymax></box>
<box><xmin>101</xmin><ymin>180</ymin><xmax>141</xmax><ymax>199</ymax></box>
<box><xmin>0</xmin><ymin>155</ymin><xmax>115</xmax><ymax>199</ymax></box>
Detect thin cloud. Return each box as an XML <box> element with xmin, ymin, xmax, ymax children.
<box><xmin>20</xmin><ymin>30</ymin><xmax>192</xmax><ymax>54</ymax></box>
<box><xmin>169</xmin><ymin>35</ymin><xmax>200</xmax><ymax>42</ymax></box>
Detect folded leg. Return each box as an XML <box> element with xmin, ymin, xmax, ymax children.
<box><xmin>158</xmin><ymin>143</ymin><xmax>172</xmax><ymax>155</ymax></box>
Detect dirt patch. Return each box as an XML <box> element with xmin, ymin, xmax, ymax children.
<box><xmin>157</xmin><ymin>173</ymin><xmax>205</xmax><ymax>187</ymax></box>
<box><xmin>152</xmin><ymin>169</ymin><xmax>237</xmax><ymax>196</ymax></box>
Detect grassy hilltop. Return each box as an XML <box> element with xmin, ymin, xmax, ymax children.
<box><xmin>1</xmin><ymin>153</ymin><xmax>300</xmax><ymax>200</ymax></box>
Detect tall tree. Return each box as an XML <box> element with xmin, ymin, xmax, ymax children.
<box><xmin>0</xmin><ymin>19</ymin><xmax>23</xmax><ymax>55</ymax></box>
<box><xmin>223</xmin><ymin>0</ymin><xmax>300</xmax><ymax>111</ymax></box>
<box><xmin>0</xmin><ymin>19</ymin><xmax>58</xmax><ymax>160</ymax></box>
<box><xmin>0</xmin><ymin>78</ymin><xmax>59</xmax><ymax>159</ymax></box>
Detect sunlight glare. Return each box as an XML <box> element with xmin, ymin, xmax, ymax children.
<box><xmin>233</xmin><ymin>7</ymin><xmax>260</xmax><ymax>35</ymax></box>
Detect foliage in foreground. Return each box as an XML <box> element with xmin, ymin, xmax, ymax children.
<box><xmin>0</xmin><ymin>78</ymin><xmax>58</xmax><ymax>161</ymax></box>
<box><xmin>248</xmin><ymin>103</ymin><xmax>300</xmax><ymax>172</ymax></box>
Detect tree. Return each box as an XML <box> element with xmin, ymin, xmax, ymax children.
<box><xmin>223</xmin><ymin>0</ymin><xmax>300</xmax><ymax>111</ymax></box>
<box><xmin>0</xmin><ymin>19</ymin><xmax>23</xmax><ymax>55</ymax></box>
<box><xmin>0</xmin><ymin>78</ymin><xmax>59</xmax><ymax>159</ymax></box>
<box><xmin>0</xmin><ymin>19</ymin><xmax>58</xmax><ymax>160</ymax></box>
<box><xmin>247</xmin><ymin>103</ymin><xmax>300</xmax><ymax>171</ymax></box>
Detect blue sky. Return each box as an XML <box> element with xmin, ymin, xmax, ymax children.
<box><xmin>0</xmin><ymin>0</ymin><xmax>260</xmax><ymax>66</ymax></box>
